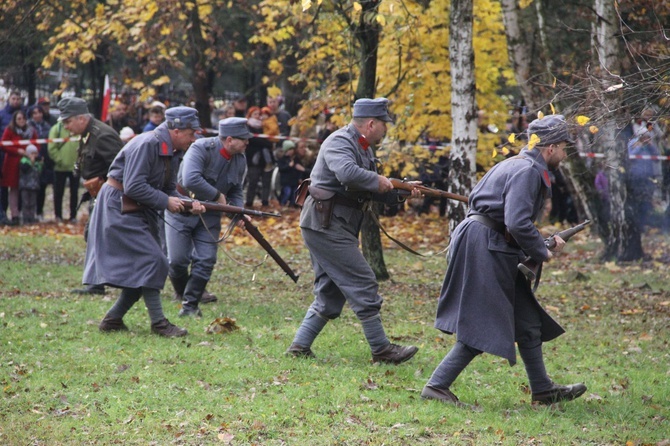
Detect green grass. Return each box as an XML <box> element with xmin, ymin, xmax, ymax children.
<box><xmin>1</xmin><ymin>228</ymin><xmax>668</xmax><ymax>445</ymax></box>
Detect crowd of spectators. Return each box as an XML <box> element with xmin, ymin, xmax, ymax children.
<box><xmin>1</xmin><ymin>87</ymin><xmax>667</xmax><ymax>226</ymax></box>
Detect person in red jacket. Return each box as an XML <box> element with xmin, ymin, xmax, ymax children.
<box><xmin>1</xmin><ymin>110</ymin><xmax>37</xmax><ymax>225</ymax></box>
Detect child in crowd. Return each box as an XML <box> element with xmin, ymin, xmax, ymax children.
<box><xmin>277</xmin><ymin>139</ymin><xmax>307</xmax><ymax>207</ymax></box>
<box><xmin>19</xmin><ymin>144</ymin><xmax>43</xmax><ymax>224</ymax></box>
<box><xmin>261</xmin><ymin>106</ymin><xmax>280</xmax><ymax>142</ymax></box>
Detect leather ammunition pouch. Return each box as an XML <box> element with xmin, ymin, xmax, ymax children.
<box><xmin>83</xmin><ymin>176</ymin><xmax>105</xmax><ymax>198</ymax></box>
<box><xmin>309</xmin><ymin>185</ymin><xmax>336</xmax><ymax>229</ymax></box>
<box><xmin>295</xmin><ymin>179</ymin><xmax>310</xmax><ymax>207</ymax></box>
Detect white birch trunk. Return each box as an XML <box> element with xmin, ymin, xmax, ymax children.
<box><xmin>593</xmin><ymin>0</ymin><xmax>643</xmax><ymax>260</ymax></box>
<box><xmin>448</xmin><ymin>0</ymin><xmax>478</xmax><ymax>232</ymax></box>
<box><xmin>500</xmin><ymin>0</ymin><xmax>539</xmax><ymax>110</ymax></box>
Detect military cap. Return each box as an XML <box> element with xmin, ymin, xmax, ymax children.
<box><xmin>57</xmin><ymin>97</ymin><xmax>89</xmax><ymax>121</ymax></box>
<box><xmin>527</xmin><ymin>114</ymin><xmax>575</xmax><ymax>146</ymax></box>
<box><xmin>353</xmin><ymin>97</ymin><xmax>394</xmax><ymax>123</ymax></box>
<box><xmin>165</xmin><ymin>106</ymin><xmax>202</xmax><ymax>130</ymax></box>
<box><xmin>219</xmin><ymin>117</ymin><xmax>253</xmax><ymax>139</ymax></box>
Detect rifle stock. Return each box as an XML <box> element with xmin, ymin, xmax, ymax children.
<box><xmin>389</xmin><ymin>178</ymin><xmax>469</xmax><ymax>204</ymax></box>
<box><xmin>518</xmin><ymin>219</ymin><xmax>591</xmax><ymax>290</ymax></box>
<box><xmin>241</xmin><ymin>218</ymin><xmax>300</xmax><ymax>283</ymax></box>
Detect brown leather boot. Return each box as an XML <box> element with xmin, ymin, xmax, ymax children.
<box><xmin>98</xmin><ymin>316</ymin><xmax>128</xmax><ymax>332</ymax></box>
<box><xmin>372</xmin><ymin>343</ymin><xmax>418</xmax><ymax>364</ymax></box>
<box><xmin>150</xmin><ymin>318</ymin><xmax>187</xmax><ymax>337</ymax></box>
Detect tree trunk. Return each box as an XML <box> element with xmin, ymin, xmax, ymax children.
<box><xmin>448</xmin><ymin>0</ymin><xmax>477</xmax><ymax>231</ymax></box>
<box><xmin>500</xmin><ymin>0</ymin><xmax>540</xmax><ymax>111</ymax></box>
<box><xmin>593</xmin><ymin>0</ymin><xmax>643</xmax><ymax>261</ymax></box>
<box><xmin>188</xmin><ymin>6</ymin><xmax>212</xmax><ymax>129</ymax></box>
<box><xmin>355</xmin><ymin>0</ymin><xmax>388</xmax><ymax>280</ymax></box>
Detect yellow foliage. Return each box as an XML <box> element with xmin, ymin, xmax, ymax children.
<box><xmin>151</xmin><ymin>76</ymin><xmax>170</xmax><ymax>86</ymax></box>
<box><xmin>576</xmin><ymin>115</ymin><xmax>591</xmax><ymax>126</ymax></box>
<box><xmin>233</xmin><ymin>52</ymin><xmax>244</xmax><ymax>61</ymax></box>
<box><xmin>528</xmin><ymin>133</ymin><xmax>541</xmax><ymax>150</ymax></box>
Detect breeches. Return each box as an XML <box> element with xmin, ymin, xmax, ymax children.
<box><xmin>166</xmin><ymin>215</ymin><xmax>220</xmax><ymax>281</ymax></box>
<box><xmin>302</xmin><ymin>227</ymin><xmax>383</xmax><ymax>320</ymax></box>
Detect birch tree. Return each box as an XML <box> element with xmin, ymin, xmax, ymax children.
<box><xmin>448</xmin><ymin>0</ymin><xmax>478</xmax><ymax>229</ymax></box>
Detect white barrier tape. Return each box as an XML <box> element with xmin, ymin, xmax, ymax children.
<box><xmin>579</xmin><ymin>152</ymin><xmax>670</xmax><ymax>161</ymax></box>
<box><xmin>1</xmin><ymin>137</ymin><xmax>80</xmax><ymax>146</ymax></box>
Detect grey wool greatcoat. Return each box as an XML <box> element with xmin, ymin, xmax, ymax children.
<box><xmin>82</xmin><ymin>123</ymin><xmax>184</xmax><ymax>290</ymax></box>
<box><xmin>435</xmin><ymin>147</ymin><xmax>565</xmax><ymax>365</ymax></box>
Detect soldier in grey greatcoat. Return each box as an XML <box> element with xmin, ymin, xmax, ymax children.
<box><xmin>85</xmin><ymin>107</ymin><xmax>205</xmax><ymax>337</ymax></box>
<box><xmin>58</xmin><ymin>97</ymin><xmax>123</xmax><ymax>295</ymax></box>
<box><xmin>286</xmin><ymin>98</ymin><xmax>420</xmax><ymax>365</ymax></box>
<box><xmin>421</xmin><ymin>114</ymin><xmax>587</xmax><ymax>406</ymax></box>
<box><xmin>166</xmin><ymin>117</ymin><xmax>251</xmax><ymax>317</ymax></box>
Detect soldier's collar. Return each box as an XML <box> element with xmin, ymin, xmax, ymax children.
<box><xmin>358</xmin><ymin>135</ymin><xmax>370</xmax><ymax>150</ymax></box>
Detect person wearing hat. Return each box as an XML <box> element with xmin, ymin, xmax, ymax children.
<box><xmin>18</xmin><ymin>144</ymin><xmax>43</xmax><ymax>224</ymax></box>
<box><xmin>85</xmin><ymin>106</ymin><xmax>204</xmax><ymax>337</ymax></box>
<box><xmin>286</xmin><ymin>97</ymin><xmax>420</xmax><ymax>365</ymax></box>
<box><xmin>276</xmin><ymin>139</ymin><xmax>308</xmax><ymax>207</ymax></box>
<box><xmin>165</xmin><ymin>117</ymin><xmax>252</xmax><ymax>317</ymax></box>
<box><xmin>421</xmin><ymin>114</ymin><xmax>587</xmax><ymax>407</ymax></box>
<box><xmin>37</xmin><ymin>97</ymin><xmax>58</xmax><ymax>125</ymax></box>
<box><xmin>57</xmin><ymin>96</ymin><xmax>124</xmax><ymax>295</ymax></box>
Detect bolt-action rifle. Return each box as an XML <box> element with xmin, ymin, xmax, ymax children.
<box><xmin>121</xmin><ymin>195</ymin><xmax>299</xmax><ymax>283</ymax></box>
<box><xmin>518</xmin><ymin>219</ymin><xmax>591</xmax><ymax>291</ymax></box>
<box><xmin>389</xmin><ymin>178</ymin><xmax>469</xmax><ymax>204</ymax></box>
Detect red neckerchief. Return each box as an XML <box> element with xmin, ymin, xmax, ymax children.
<box><xmin>219</xmin><ymin>147</ymin><xmax>231</xmax><ymax>160</ymax></box>
<box><xmin>358</xmin><ymin>135</ymin><xmax>370</xmax><ymax>151</ymax></box>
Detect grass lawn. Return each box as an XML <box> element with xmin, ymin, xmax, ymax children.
<box><xmin>0</xmin><ymin>216</ymin><xmax>668</xmax><ymax>445</ymax></box>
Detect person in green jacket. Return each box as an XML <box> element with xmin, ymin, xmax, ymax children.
<box><xmin>48</xmin><ymin>121</ymin><xmax>80</xmax><ymax>222</ymax></box>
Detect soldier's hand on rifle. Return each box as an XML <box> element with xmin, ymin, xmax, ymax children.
<box><xmin>237</xmin><ymin>214</ymin><xmax>250</xmax><ymax>228</ymax></box>
<box><xmin>216</xmin><ymin>194</ymin><xmax>227</xmax><ymax>206</ymax></box>
<box><xmin>378</xmin><ymin>175</ymin><xmax>394</xmax><ymax>193</ymax></box>
<box><xmin>190</xmin><ymin>200</ymin><xmax>205</xmax><ymax>215</ymax></box>
<box><xmin>404</xmin><ymin>181</ymin><xmax>424</xmax><ymax>199</ymax></box>
<box><xmin>546</xmin><ymin>235</ymin><xmax>566</xmax><ymax>259</ymax></box>
<box><xmin>167</xmin><ymin>196</ymin><xmax>185</xmax><ymax>213</ymax></box>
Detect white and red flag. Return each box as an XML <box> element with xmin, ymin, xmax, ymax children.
<box><xmin>100</xmin><ymin>75</ymin><xmax>111</xmax><ymax>122</ymax></box>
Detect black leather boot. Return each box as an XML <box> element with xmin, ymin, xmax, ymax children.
<box><xmin>179</xmin><ymin>275</ymin><xmax>208</xmax><ymax>317</ymax></box>
<box><xmin>169</xmin><ymin>274</ymin><xmax>189</xmax><ymax>302</ymax></box>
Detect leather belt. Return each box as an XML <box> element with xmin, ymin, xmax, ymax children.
<box><xmin>334</xmin><ymin>194</ymin><xmax>366</xmax><ymax>210</ymax></box>
<box><xmin>469</xmin><ymin>214</ymin><xmax>520</xmax><ymax>248</ymax></box>
<box><xmin>106</xmin><ymin>177</ymin><xmax>124</xmax><ymax>192</ymax></box>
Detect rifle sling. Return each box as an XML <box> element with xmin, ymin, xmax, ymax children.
<box><xmin>366</xmin><ymin>208</ymin><xmax>450</xmax><ymax>257</ymax></box>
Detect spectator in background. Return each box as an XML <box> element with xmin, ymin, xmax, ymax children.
<box><xmin>0</xmin><ymin>90</ymin><xmax>24</xmax><ymax>223</ymax></box>
<box><xmin>37</xmin><ymin>97</ymin><xmax>58</xmax><ymax>125</ymax></box>
<box><xmin>417</xmin><ymin>139</ymin><xmax>450</xmax><ymax>217</ymax></box>
<box><xmin>48</xmin><ymin>119</ymin><xmax>80</xmax><ymax>223</ymax></box>
<box><xmin>317</xmin><ymin>113</ymin><xmax>337</xmax><ymax>147</ymax></box>
<box><xmin>276</xmin><ymin>139</ymin><xmax>306</xmax><ymax>207</ymax></box>
<box><xmin>27</xmin><ymin>105</ymin><xmax>53</xmax><ymax>221</ymax></box>
<box><xmin>261</xmin><ymin>106</ymin><xmax>280</xmax><ymax>143</ymax></box>
<box><xmin>233</xmin><ymin>94</ymin><xmax>248</xmax><ymax>118</ymax></box>
<box><xmin>222</xmin><ymin>104</ymin><xmax>236</xmax><ymax>119</ymax></box>
<box><xmin>266</xmin><ymin>95</ymin><xmax>291</xmax><ymax>136</ymax></box>
<box><xmin>106</xmin><ymin>101</ymin><xmax>130</xmax><ymax>134</ymax></box>
<box><xmin>245</xmin><ymin>107</ymin><xmax>275</xmax><ymax>208</ymax></box>
<box><xmin>142</xmin><ymin>106</ymin><xmax>165</xmax><ymax>133</ymax></box>
<box><xmin>627</xmin><ymin>128</ymin><xmax>661</xmax><ymax>230</ymax></box>
<box><xmin>1</xmin><ymin>110</ymin><xmax>36</xmax><ymax>225</ymax></box>
<box><xmin>19</xmin><ymin>144</ymin><xmax>42</xmax><ymax>224</ymax></box>
<box><xmin>120</xmin><ymin>127</ymin><xmax>136</xmax><ymax>143</ymax></box>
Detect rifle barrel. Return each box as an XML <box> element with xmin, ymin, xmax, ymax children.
<box><xmin>389</xmin><ymin>178</ymin><xmax>469</xmax><ymax>204</ymax></box>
